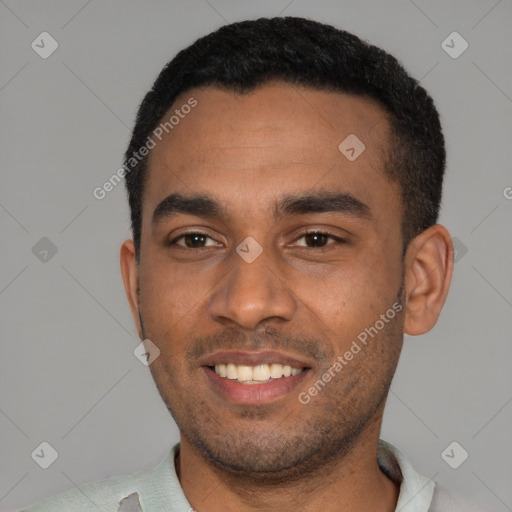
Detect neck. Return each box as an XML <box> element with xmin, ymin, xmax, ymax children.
<box><xmin>176</xmin><ymin>424</ymin><xmax>399</xmax><ymax>512</ymax></box>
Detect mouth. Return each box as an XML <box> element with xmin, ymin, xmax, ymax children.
<box><xmin>209</xmin><ymin>362</ymin><xmax>303</xmax><ymax>384</ymax></box>
<box><xmin>200</xmin><ymin>351</ymin><xmax>312</xmax><ymax>404</ymax></box>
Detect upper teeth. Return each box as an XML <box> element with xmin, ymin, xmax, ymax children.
<box><xmin>214</xmin><ymin>363</ymin><xmax>302</xmax><ymax>382</ymax></box>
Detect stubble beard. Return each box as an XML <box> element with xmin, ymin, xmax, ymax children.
<box><xmin>141</xmin><ymin>284</ymin><xmax>405</xmax><ymax>484</ymax></box>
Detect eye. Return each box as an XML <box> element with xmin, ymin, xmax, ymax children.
<box><xmin>169</xmin><ymin>232</ymin><xmax>221</xmax><ymax>249</ymax></box>
<box><xmin>168</xmin><ymin>230</ymin><xmax>346</xmax><ymax>250</ymax></box>
<box><xmin>295</xmin><ymin>231</ymin><xmax>346</xmax><ymax>248</ymax></box>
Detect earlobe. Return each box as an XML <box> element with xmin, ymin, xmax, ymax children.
<box><xmin>403</xmin><ymin>225</ymin><xmax>454</xmax><ymax>336</ymax></box>
<box><xmin>120</xmin><ymin>239</ymin><xmax>143</xmax><ymax>339</ymax></box>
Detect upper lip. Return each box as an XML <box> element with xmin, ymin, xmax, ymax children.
<box><xmin>199</xmin><ymin>350</ymin><xmax>312</xmax><ymax>369</ymax></box>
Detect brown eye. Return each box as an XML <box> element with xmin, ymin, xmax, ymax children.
<box><xmin>170</xmin><ymin>232</ymin><xmax>220</xmax><ymax>248</ymax></box>
<box><xmin>296</xmin><ymin>231</ymin><xmax>343</xmax><ymax>248</ymax></box>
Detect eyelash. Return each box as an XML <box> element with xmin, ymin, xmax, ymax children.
<box><xmin>168</xmin><ymin>230</ymin><xmax>347</xmax><ymax>249</ymax></box>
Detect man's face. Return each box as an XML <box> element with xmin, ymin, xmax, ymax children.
<box><xmin>134</xmin><ymin>83</ymin><xmax>405</xmax><ymax>476</ymax></box>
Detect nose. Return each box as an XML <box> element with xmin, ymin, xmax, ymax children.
<box><xmin>208</xmin><ymin>246</ymin><xmax>297</xmax><ymax>331</ymax></box>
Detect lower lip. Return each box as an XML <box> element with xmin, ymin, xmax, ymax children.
<box><xmin>203</xmin><ymin>366</ymin><xmax>309</xmax><ymax>404</ymax></box>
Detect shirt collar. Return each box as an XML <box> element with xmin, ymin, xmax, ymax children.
<box><xmin>133</xmin><ymin>440</ymin><xmax>435</xmax><ymax>512</ymax></box>
<box><xmin>378</xmin><ymin>440</ymin><xmax>435</xmax><ymax>512</ymax></box>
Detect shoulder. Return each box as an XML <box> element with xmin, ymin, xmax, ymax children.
<box><xmin>378</xmin><ymin>440</ymin><xmax>495</xmax><ymax>512</ymax></box>
<box><xmin>22</xmin><ymin>470</ymin><xmax>147</xmax><ymax>512</ymax></box>
<box><xmin>429</xmin><ymin>484</ymin><xmax>497</xmax><ymax>512</ymax></box>
<box><xmin>21</xmin><ymin>446</ymin><xmax>180</xmax><ymax>512</ymax></box>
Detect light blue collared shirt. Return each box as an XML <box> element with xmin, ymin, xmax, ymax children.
<box><xmin>22</xmin><ymin>440</ymin><xmax>483</xmax><ymax>512</ymax></box>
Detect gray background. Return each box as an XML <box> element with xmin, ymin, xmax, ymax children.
<box><xmin>1</xmin><ymin>1</ymin><xmax>511</xmax><ymax>510</ymax></box>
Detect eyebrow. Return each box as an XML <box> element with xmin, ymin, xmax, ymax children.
<box><xmin>152</xmin><ymin>190</ymin><xmax>371</xmax><ymax>226</ymax></box>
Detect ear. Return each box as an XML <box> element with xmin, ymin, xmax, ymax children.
<box><xmin>120</xmin><ymin>239</ymin><xmax>143</xmax><ymax>339</ymax></box>
<box><xmin>403</xmin><ymin>224</ymin><xmax>454</xmax><ymax>336</ymax></box>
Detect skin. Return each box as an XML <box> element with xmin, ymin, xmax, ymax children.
<box><xmin>120</xmin><ymin>82</ymin><xmax>454</xmax><ymax>512</ymax></box>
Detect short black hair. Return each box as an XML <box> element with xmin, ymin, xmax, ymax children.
<box><xmin>124</xmin><ymin>16</ymin><xmax>445</xmax><ymax>261</ymax></box>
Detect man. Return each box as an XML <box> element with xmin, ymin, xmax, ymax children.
<box><xmin>24</xmin><ymin>16</ymin><xmax>481</xmax><ymax>512</ymax></box>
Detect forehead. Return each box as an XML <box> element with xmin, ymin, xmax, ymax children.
<box><xmin>143</xmin><ymin>82</ymin><xmax>397</xmax><ymax>224</ymax></box>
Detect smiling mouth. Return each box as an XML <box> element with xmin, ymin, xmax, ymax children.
<box><xmin>209</xmin><ymin>363</ymin><xmax>305</xmax><ymax>384</ymax></box>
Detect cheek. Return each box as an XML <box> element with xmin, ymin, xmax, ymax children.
<box><xmin>138</xmin><ymin>260</ymin><xmax>207</xmax><ymax>341</ymax></box>
<box><xmin>359</xmin><ymin>237</ymin><xmax>403</xmax><ymax>295</ymax></box>
<box><xmin>296</xmin><ymin>257</ymin><xmax>401</xmax><ymax>342</ymax></box>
